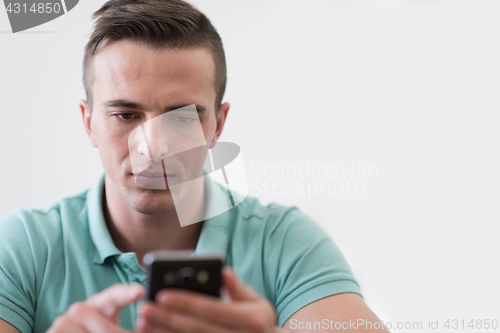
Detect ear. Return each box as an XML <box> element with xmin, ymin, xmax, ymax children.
<box><xmin>209</xmin><ymin>102</ymin><xmax>230</xmax><ymax>148</ymax></box>
<box><xmin>80</xmin><ymin>99</ymin><xmax>98</xmax><ymax>148</ymax></box>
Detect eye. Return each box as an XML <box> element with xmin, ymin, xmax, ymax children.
<box><xmin>120</xmin><ymin>113</ymin><xmax>134</xmax><ymax>120</ymax></box>
<box><xmin>176</xmin><ymin>116</ymin><xmax>192</xmax><ymax>123</ymax></box>
<box><xmin>114</xmin><ymin>113</ymin><xmax>138</xmax><ymax>121</ymax></box>
<box><xmin>171</xmin><ymin>116</ymin><xmax>198</xmax><ymax>124</ymax></box>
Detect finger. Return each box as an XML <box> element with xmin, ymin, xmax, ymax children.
<box><xmin>154</xmin><ymin>291</ymin><xmax>247</xmax><ymax>329</ymax></box>
<box><xmin>139</xmin><ymin>325</ymin><xmax>174</xmax><ymax>333</ymax></box>
<box><xmin>67</xmin><ymin>302</ymin><xmax>130</xmax><ymax>333</ymax></box>
<box><xmin>136</xmin><ymin>314</ymin><xmax>174</xmax><ymax>333</ymax></box>
<box><xmin>222</xmin><ymin>267</ymin><xmax>260</xmax><ymax>301</ymax></box>
<box><xmin>47</xmin><ymin>315</ymin><xmax>88</xmax><ymax>333</ymax></box>
<box><xmin>141</xmin><ymin>303</ymin><xmax>233</xmax><ymax>333</ymax></box>
<box><xmin>86</xmin><ymin>283</ymin><xmax>146</xmax><ymax>318</ymax></box>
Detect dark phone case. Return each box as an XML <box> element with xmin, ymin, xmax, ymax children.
<box><xmin>147</xmin><ymin>258</ymin><xmax>222</xmax><ymax>301</ymax></box>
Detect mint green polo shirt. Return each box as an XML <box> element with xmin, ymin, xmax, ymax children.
<box><xmin>0</xmin><ymin>173</ymin><xmax>361</xmax><ymax>332</ymax></box>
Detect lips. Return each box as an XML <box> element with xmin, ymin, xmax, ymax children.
<box><xmin>134</xmin><ymin>168</ymin><xmax>176</xmax><ymax>178</ymax></box>
<box><xmin>130</xmin><ymin>167</ymin><xmax>177</xmax><ymax>190</ymax></box>
<box><xmin>133</xmin><ymin>173</ymin><xmax>172</xmax><ymax>189</ymax></box>
<box><xmin>137</xmin><ymin>171</ymin><xmax>167</xmax><ymax>178</ymax></box>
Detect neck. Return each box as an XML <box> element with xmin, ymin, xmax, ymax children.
<box><xmin>102</xmin><ymin>173</ymin><xmax>205</xmax><ymax>266</ymax></box>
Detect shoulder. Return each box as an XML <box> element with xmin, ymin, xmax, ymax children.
<box><xmin>0</xmin><ymin>189</ymin><xmax>92</xmax><ymax>297</ymax></box>
<box><xmin>0</xmin><ymin>189</ymin><xmax>89</xmax><ymax>231</ymax></box>
<box><xmin>0</xmin><ymin>189</ymin><xmax>91</xmax><ymax>329</ymax></box>
<box><xmin>230</xmin><ymin>193</ymin><xmax>325</xmax><ymax>241</ymax></box>
<box><xmin>0</xmin><ymin>189</ymin><xmax>91</xmax><ymax>260</ymax></box>
<box><xmin>225</xmin><ymin>192</ymin><xmax>334</xmax><ymax>268</ymax></box>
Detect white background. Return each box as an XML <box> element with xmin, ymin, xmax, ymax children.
<box><xmin>1</xmin><ymin>0</ymin><xmax>499</xmax><ymax>331</ymax></box>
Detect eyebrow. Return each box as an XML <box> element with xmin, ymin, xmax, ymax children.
<box><xmin>103</xmin><ymin>99</ymin><xmax>207</xmax><ymax>113</ymax></box>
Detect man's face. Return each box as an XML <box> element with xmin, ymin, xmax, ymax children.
<box><xmin>81</xmin><ymin>39</ymin><xmax>226</xmax><ymax>215</ymax></box>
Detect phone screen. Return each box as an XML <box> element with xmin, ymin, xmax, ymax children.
<box><xmin>144</xmin><ymin>251</ymin><xmax>224</xmax><ymax>301</ymax></box>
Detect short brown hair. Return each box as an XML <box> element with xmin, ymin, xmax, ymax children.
<box><xmin>82</xmin><ymin>0</ymin><xmax>227</xmax><ymax>116</ymax></box>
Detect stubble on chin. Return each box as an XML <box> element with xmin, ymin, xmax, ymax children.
<box><xmin>123</xmin><ymin>187</ymin><xmax>177</xmax><ymax>215</ymax></box>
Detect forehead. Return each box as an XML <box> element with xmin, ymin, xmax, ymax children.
<box><xmin>91</xmin><ymin>39</ymin><xmax>216</xmax><ymax>106</ymax></box>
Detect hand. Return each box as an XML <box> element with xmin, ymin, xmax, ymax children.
<box><xmin>137</xmin><ymin>267</ymin><xmax>284</xmax><ymax>333</ymax></box>
<box><xmin>47</xmin><ymin>283</ymin><xmax>146</xmax><ymax>333</ymax></box>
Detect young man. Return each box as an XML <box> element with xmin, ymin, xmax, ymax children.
<box><xmin>0</xmin><ymin>0</ymin><xmax>389</xmax><ymax>332</ymax></box>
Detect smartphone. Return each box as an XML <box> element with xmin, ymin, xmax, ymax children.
<box><xmin>143</xmin><ymin>250</ymin><xmax>224</xmax><ymax>301</ymax></box>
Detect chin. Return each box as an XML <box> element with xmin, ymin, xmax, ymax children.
<box><xmin>126</xmin><ymin>187</ymin><xmax>177</xmax><ymax>215</ymax></box>
<box><xmin>132</xmin><ymin>202</ymin><xmax>176</xmax><ymax>215</ymax></box>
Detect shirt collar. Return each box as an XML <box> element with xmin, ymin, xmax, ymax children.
<box><xmin>87</xmin><ymin>173</ymin><xmax>233</xmax><ymax>265</ymax></box>
<box><xmin>87</xmin><ymin>173</ymin><xmax>121</xmax><ymax>264</ymax></box>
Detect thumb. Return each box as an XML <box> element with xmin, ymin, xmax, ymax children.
<box><xmin>86</xmin><ymin>283</ymin><xmax>146</xmax><ymax>320</ymax></box>
<box><xmin>222</xmin><ymin>267</ymin><xmax>259</xmax><ymax>302</ymax></box>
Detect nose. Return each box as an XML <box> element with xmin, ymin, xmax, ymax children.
<box><xmin>138</xmin><ymin>116</ymin><xmax>169</xmax><ymax>162</ymax></box>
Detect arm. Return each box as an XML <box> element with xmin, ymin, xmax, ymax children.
<box><xmin>283</xmin><ymin>293</ymin><xmax>390</xmax><ymax>332</ymax></box>
<box><xmin>0</xmin><ymin>212</ymin><xmax>38</xmax><ymax>333</ymax></box>
<box><xmin>0</xmin><ymin>319</ymin><xmax>21</xmax><ymax>333</ymax></box>
<box><xmin>137</xmin><ymin>269</ymin><xmax>389</xmax><ymax>333</ymax></box>
<box><xmin>46</xmin><ymin>284</ymin><xmax>145</xmax><ymax>333</ymax></box>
